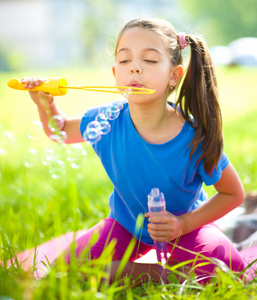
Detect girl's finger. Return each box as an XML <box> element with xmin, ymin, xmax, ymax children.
<box><xmin>148</xmin><ymin>229</ymin><xmax>169</xmax><ymax>237</ymax></box>
<box><xmin>27</xmin><ymin>77</ymin><xmax>38</xmax><ymax>89</ymax></box>
<box><xmin>149</xmin><ymin>234</ymin><xmax>169</xmax><ymax>242</ymax></box>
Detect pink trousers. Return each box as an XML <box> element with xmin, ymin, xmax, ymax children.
<box><xmin>69</xmin><ymin>217</ymin><xmax>246</xmax><ymax>277</ymax></box>
<box><xmin>12</xmin><ymin>217</ymin><xmax>251</xmax><ymax>280</ymax></box>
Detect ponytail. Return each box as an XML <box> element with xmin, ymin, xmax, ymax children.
<box><xmin>176</xmin><ymin>35</ymin><xmax>223</xmax><ymax>173</ymax></box>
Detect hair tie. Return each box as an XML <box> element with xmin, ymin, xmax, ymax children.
<box><xmin>178</xmin><ymin>32</ymin><xmax>188</xmax><ymax>50</ymax></box>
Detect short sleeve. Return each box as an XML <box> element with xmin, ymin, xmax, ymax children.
<box><xmin>80</xmin><ymin>106</ymin><xmax>99</xmax><ymax>138</ymax></box>
<box><xmin>198</xmin><ymin>152</ymin><xmax>229</xmax><ymax>186</ymax></box>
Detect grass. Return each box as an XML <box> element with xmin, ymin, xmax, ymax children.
<box><xmin>1</xmin><ymin>67</ymin><xmax>257</xmax><ymax>299</ymax></box>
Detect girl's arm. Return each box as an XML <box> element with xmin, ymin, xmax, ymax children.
<box><xmin>22</xmin><ymin>77</ymin><xmax>84</xmax><ymax>144</ymax></box>
<box><xmin>147</xmin><ymin>163</ymin><xmax>245</xmax><ymax>242</ymax></box>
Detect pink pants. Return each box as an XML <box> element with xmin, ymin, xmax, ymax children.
<box><xmin>70</xmin><ymin>217</ymin><xmax>246</xmax><ymax>277</ymax></box>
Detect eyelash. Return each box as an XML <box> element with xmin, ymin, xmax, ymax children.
<box><xmin>119</xmin><ymin>60</ymin><xmax>157</xmax><ymax>64</ymax></box>
<box><xmin>145</xmin><ymin>60</ymin><xmax>157</xmax><ymax>64</ymax></box>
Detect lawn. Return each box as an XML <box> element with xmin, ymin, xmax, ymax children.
<box><xmin>0</xmin><ymin>67</ymin><xmax>257</xmax><ymax>299</ymax></box>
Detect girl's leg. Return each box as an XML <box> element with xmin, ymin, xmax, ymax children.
<box><xmin>71</xmin><ymin>217</ymin><xmax>158</xmax><ymax>283</ymax></box>
<box><xmin>70</xmin><ymin>217</ymin><xmax>151</xmax><ymax>262</ymax></box>
<box><xmin>99</xmin><ymin>222</ymin><xmax>246</xmax><ymax>284</ymax></box>
<box><xmin>167</xmin><ymin>223</ymin><xmax>246</xmax><ymax>280</ymax></box>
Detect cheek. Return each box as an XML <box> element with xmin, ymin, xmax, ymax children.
<box><xmin>114</xmin><ymin>67</ymin><xmax>126</xmax><ymax>83</ymax></box>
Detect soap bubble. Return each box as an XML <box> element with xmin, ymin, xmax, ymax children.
<box><xmin>66</xmin><ymin>144</ymin><xmax>87</xmax><ymax>169</ymax></box>
<box><xmin>98</xmin><ymin>106</ymin><xmax>108</xmax><ymax>120</ymax></box>
<box><xmin>48</xmin><ymin>115</ymin><xmax>65</xmax><ymax>133</ymax></box>
<box><xmin>2</xmin><ymin>130</ymin><xmax>15</xmax><ymax>149</ymax></box>
<box><xmin>121</xmin><ymin>89</ymin><xmax>131</xmax><ymax>101</ymax></box>
<box><xmin>41</xmin><ymin>148</ymin><xmax>55</xmax><ymax>166</ymax></box>
<box><xmin>49</xmin><ymin>131</ymin><xmax>67</xmax><ymax>144</ymax></box>
<box><xmin>24</xmin><ymin>148</ymin><xmax>38</xmax><ymax>168</ymax></box>
<box><xmin>82</xmin><ymin>94</ymin><xmax>128</xmax><ymax>145</ymax></box>
<box><xmin>95</xmin><ymin>115</ymin><xmax>111</xmax><ymax>135</ymax></box>
<box><xmin>83</xmin><ymin>121</ymin><xmax>102</xmax><ymax>145</ymax></box>
<box><xmin>49</xmin><ymin>159</ymin><xmax>65</xmax><ymax>179</ymax></box>
<box><xmin>26</xmin><ymin>121</ymin><xmax>43</xmax><ymax>140</ymax></box>
<box><xmin>105</xmin><ymin>103</ymin><xmax>120</xmax><ymax>120</ymax></box>
<box><xmin>112</xmin><ymin>100</ymin><xmax>124</xmax><ymax>110</ymax></box>
<box><xmin>99</xmin><ymin>120</ymin><xmax>111</xmax><ymax>135</ymax></box>
<box><xmin>3</xmin><ymin>130</ymin><xmax>15</xmax><ymax>141</ymax></box>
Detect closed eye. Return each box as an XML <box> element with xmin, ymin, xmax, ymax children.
<box><xmin>145</xmin><ymin>60</ymin><xmax>158</xmax><ymax>63</ymax></box>
<box><xmin>119</xmin><ymin>60</ymin><xmax>130</xmax><ymax>64</ymax></box>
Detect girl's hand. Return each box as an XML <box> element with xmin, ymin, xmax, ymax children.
<box><xmin>21</xmin><ymin>76</ymin><xmax>54</xmax><ymax>107</ymax></box>
<box><xmin>145</xmin><ymin>211</ymin><xmax>186</xmax><ymax>242</ymax></box>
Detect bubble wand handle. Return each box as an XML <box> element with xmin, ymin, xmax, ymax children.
<box><xmin>7</xmin><ymin>78</ymin><xmax>155</xmax><ymax>96</ymax></box>
<box><xmin>7</xmin><ymin>78</ymin><xmax>68</xmax><ymax>96</ymax></box>
<box><xmin>148</xmin><ymin>188</ymin><xmax>169</xmax><ymax>284</ymax></box>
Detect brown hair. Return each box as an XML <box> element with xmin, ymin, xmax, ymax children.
<box><xmin>115</xmin><ymin>19</ymin><xmax>223</xmax><ymax>173</ymax></box>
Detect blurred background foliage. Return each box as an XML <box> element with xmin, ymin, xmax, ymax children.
<box><xmin>0</xmin><ymin>0</ymin><xmax>256</xmax><ymax>71</ymax></box>
<box><xmin>181</xmin><ymin>0</ymin><xmax>257</xmax><ymax>46</ymax></box>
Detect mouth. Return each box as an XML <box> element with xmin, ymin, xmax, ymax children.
<box><xmin>128</xmin><ymin>80</ymin><xmax>143</xmax><ymax>88</ymax></box>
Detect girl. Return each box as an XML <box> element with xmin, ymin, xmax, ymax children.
<box><xmin>22</xmin><ymin>18</ymin><xmax>245</xmax><ymax>283</ymax></box>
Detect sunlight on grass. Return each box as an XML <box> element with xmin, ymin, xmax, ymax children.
<box><xmin>1</xmin><ymin>67</ymin><xmax>257</xmax><ymax>298</ymax></box>
<box><xmin>217</xmin><ymin>67</ymin><xmax>257</xmax><ymax>121</ymax></box>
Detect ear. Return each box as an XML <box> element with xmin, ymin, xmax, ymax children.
<box><xmin>112</xmin><ymin>66</ymin><xmax>116</xmax><ymax>77</ymax></box>
<box><xmin>169</xmin><ymin>65</ymin><xmax>184</xmax><ymax>87</ymax></box>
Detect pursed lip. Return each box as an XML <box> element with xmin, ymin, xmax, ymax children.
<box><xmin>128</xmin><ymin>80</ymin><xmax>143</xmax><ymax>88</ymax></box>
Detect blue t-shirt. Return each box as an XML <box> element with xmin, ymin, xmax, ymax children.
<box><xmin>80</xmin><ymin>102</ymin><xmax>229</xmax><ymax>245</ymax></box>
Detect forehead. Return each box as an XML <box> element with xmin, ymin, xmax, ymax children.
<box><xmin>117</xmin><ymin>27</ymin><xmax>166</xmax><ymax>53</ymax></box>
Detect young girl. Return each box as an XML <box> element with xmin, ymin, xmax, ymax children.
<box><xmin>21</xmin><ymin>18</ymin><xmax>245</xmax><ymax>283</ymax></box>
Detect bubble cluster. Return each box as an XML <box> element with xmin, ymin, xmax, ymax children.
<box><xmin>41</xmin><ymin>148</ymin><xmax>56</xmax><ymax>166</ymax></box>
<box><xmin>66</xmin><ymin>144</ymin><xmax>87</xmax><ymax>169</ymax></box>
<box><xmin>49</xmin><ymin>159</ymin><xmax>65</xmax><ymax>179</ymax></box>
<box><xmin>82</xmin><ymin>93</ymin><xmax>129</xmax><ymax>145</ymax></box>
<box><xmin>48</xmin><ymin>115</ymin><xmax>67</xmax><ymax>144</ymax></box>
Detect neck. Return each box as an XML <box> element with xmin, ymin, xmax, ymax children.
<box><xmin>129</xmin><ymin>100</ymin><xmax>171</xmax><ymax>131</ymax></box>
<box><xmin>127</xmin><ymin>96</ymin><xmax>185</xmax><ymax>144</ymax></box>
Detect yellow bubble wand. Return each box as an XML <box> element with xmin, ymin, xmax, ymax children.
<box><xmin>7</xmin><ymin>78</ymin><xmax>155</xmax><ymax>96</ymax></box>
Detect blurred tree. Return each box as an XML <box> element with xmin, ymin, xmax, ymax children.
<box><xmin>81</xmin><ymin>0</ymin><xmax>120</xmax><ymax>64</ymax></box>
<box><xmin>180</xmin><ymin>0</ymin><xmax>257</xmax><ymax>45</ymax></box>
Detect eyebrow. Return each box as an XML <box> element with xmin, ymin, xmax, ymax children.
<box><xmin>117</xmin><ymin>47</ymin><xmax>163</xmax><ymax>55</ymax></box>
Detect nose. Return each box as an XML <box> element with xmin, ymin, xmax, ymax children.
<box><xmin>130</xmin><ymin>61</ymin><xmax>142</xmax><ymax>74</ymax></box>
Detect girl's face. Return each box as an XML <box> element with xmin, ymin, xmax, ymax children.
<box><xmin>113</xmin><ymin>27</ymin><xmax>176</xmax><ymax>102</ymax></box>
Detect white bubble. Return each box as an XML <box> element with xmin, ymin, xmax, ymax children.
<box><xmin>49</xmin><ymin>131</ymin><xmax>67</xmax><ymax>144</ymax></box>
<box><xmin>99</xmin><ymin>120</ymin><xmax>111</xmax><ymax>135</ymax></box>
<box><xmin>49</xmin><ymin>160</ymin><xmax>65</xmax><ymax>179</ymax></box>
<box><xmin>48</xmin><ymin>115</ymin><xmax>65</xmax><ymax>133</ymax></box>
<box><xmin>122</xmin><ymin>89</ymin><xmax>131</xmax><ymax>101</ymax></box>
<box><xmin>95</xmin><ymin>115</ymin><xmax>111</xmax><ymax>135</ymax></box>
<box><xmin>98</xmin><ymin>106</ymin><xmax>108</xmax><ymax>120</ymax></box>
<box><xmin>66</xmin><ymin>144</ymin><xmax>87</xmax><ymax>169</ymax></box>
<box><xmin>82</xmin><ymin>95</ymin><xmax>126</xmax><ymax>145</ymax></box>
<box><xmin>83</xmin><ymin>121</ymin><xmax>102</xmax><ymax>145</ymax></box>
<box><xmin>105</xmin><ymin>104</ymin><xmax>120</xmax><ymax>120</ymax></box>
<box><xmin>3</xmin><ymin>130</ymin><xmax>15</xmax><ymax>141</ymax></box>
<box><xmin>24</xmin><ymin>148</ymin><xmax>38</xmax><ymax>168</ymax></box>
<box><xmin>41</xmin><ymin>148</ymin><xmax>55</xmax><ymax>166</ymax></box>
<box><xmin>26</xmin><ymin>130</ymin><xmax>36</xmax><ymax>141</ymax></box>
<box><xmin>32</xmin><ymin>120</ymin><xmax>43</xmax><ymax>127</ymax></box>
<box><xmin>113</xmin><ymin>100</ymin><xmax>124</xmax><ymax>110</ymax></box>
